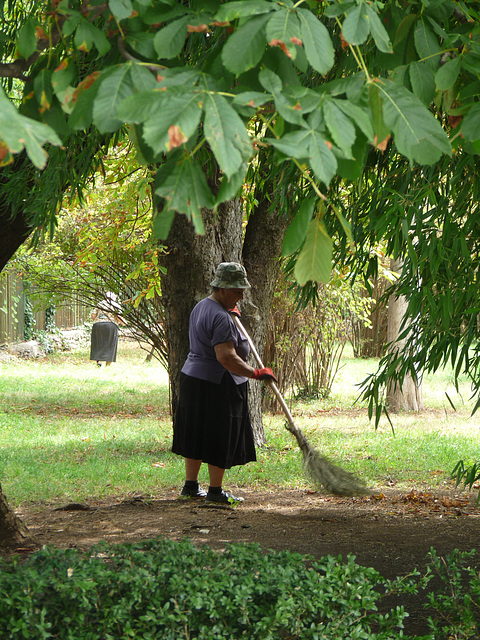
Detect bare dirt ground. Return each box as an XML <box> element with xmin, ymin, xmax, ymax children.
<box><xmin>11</xmin><ymin>486</ymin><xmax>480</xmax><ymax>636</ymax></box>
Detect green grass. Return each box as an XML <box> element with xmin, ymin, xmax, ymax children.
<box><xmin>1</xmin><ymin>340</ymin><xmax>479</xmax><ymax>507</ymax></box>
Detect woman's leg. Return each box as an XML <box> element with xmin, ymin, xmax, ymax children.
<box><xmin>207</xmin><ymin>464</ymin><xmax>225</xmax><ymax>487</ymax></box>
<box><xmin>185</xmin><ymin>458</ymin><xmax>202</xmax><ymax>481</ymax></box>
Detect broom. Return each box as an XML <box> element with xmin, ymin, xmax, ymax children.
<box><xmin>234</xmin><ymin>315</ymin><xmax>370</xmax><ymax>497</ymax></box>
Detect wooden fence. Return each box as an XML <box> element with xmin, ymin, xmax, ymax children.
<box><xmin>0</xmin><ymin>272</ymin><xmax>90</xmax><ymax>344</ymax></box>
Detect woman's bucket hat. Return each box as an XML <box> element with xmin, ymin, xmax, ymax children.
<box><xmin>210</xmin><ymin>262</ymin><xmax>251</xmax><ymax>289</ymax></box>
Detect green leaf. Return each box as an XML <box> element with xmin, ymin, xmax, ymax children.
<box><xmin>52</xmin><ymin>58</ymin><xmax>75</xmax><ymax>95</ymax></box>
<box><xmin>222</xmin><ymin>13</ymin><xmax>270</xmax><ymax>75</ymax></box>
<box><xmin>142</xmin><ymin>3</ymin><xmax>187</xmax><ymax>24</ymax></box>
<box><xmin>71</xmin><ymin>18</ymin><xmax>110</xmax><ymax>55</ymax></box>
<box><xmin>153</xmin><ymin>16</ymin><xmax>189</xmax><ymax>59</ymax></box>
<box><xmin>461</xmin><ymin>53</ymin><xmax>480</xmax><ymax>76</ymax></box>
<box><xmin>153</xmin><ymin>208</ymin><xmax>176</xmax><ymax>241</ymax></box>
<box><xmin>203</xmin><ymin>93</ymin><xmax>251</xmax><ymax>178</ymax></box>
<box><xmin>266</xmin><ymin>8</ymin><xmax>301</xmax><ymax>59</ymax></box>
<box><xmin>267</xmin><ymin>129</ymin><xmax>310</xmax><ymax>157</ymax></box>
<box><xmin>258</xmin><ymin>67</ymin><xmax>282</xmax><ymax>94</ymax></box>
<box><xmin>17</xmin><ymin>17</ymin><xmax>38</xmax><ymax>59</ymax></box>
<box><xmin>68</xmin><ymin>77</ymin><xmax>99</xmax><ymax>130</ymax></box>
<box><xmin>93</xmin><ymin>66</ymin><xmax>135</xmax><ymax>133</ymax></box>
<box><xmin>155</xmin><ymin>154</ymin><xmax>215</xmax><ymax>232</ymax></box>
<box><xmin>215</xmin><ymin>0</ymin><xmax>274</xmax><ymax>22</ymax></box>
<box><xmin>294</xmin><ymin>218</ymin><xmax>332</xmax><ymax>285</ymax></box>
<box><xmin>366</xmin><ymin>4</ymin><xmax>392</xmax><ymax>53</ymax></box>
<box><xmin>368</xmin><ymin>82</ymin><xmax>390</xmax><ymax>147</ymax></box>
<box><xmin>130</xmin><ymin>65</ymin><xmax>158</xmax><ymax>93</ymax></box>
<box><xmin>34</xmin><ymin>69</ymin><xmax>53</xmax><ymax>111</ymax></box>
<box><xmin>258</xmin><ymin>68</ymin><xmax>304</xmax><ymax>125</ymax></box>
<box><xmin>408</xmin><ymin>61</ymin><xmax>435</xmax><ymax>106</ymax></box>
<box><xmin>461</xmin><ymin>103</ymin><xmax>480</xmax><ymax>143</ymax></box>
<box><xmin>73</xmin><ymin>18</ymin><xmax>94</xmax><ymax>51</ymax></box>
<box><xmin>282</xmin><ymin>198</ymin><xmax>315</xmax><ymax>255</ymax></box>
<box><xmin>342</xmin><ymin>4</ymin><xmax>370</xmax><ymax>45</ymax></box>
<box><xmin>379</xmin><ymin>80</ymin><xmax>451</xmax><ymax>164</ymax></box>
<box><xmin>336</xmin><ymin>132</ymin><xmax>367</xmax><ymax>180</ymax></box>
<box><xmin>117</xmin><ymin>90</ymin><xmax>166</xmax><ymax>123</ymax></box>
<box><xmin>109</xmin><ymin>0</ymin><xmax>133</xmax><ymax>21</ymax></box>
<box><xmin>307</xmin><ymin>130</ymin><xmax>337</xmax><ymax>186</ymax></box>
<box><xmin>435</xmin><ymin>55</ymin><xmax>462</xmax><ymax>91</ymax></box>
<box><xmin>43</xmin><ymin>99</ymin><xmax>70</xmax><ymax>135</ymax></box>
<box><xmin>61</xmin><ymin>12</ymin><xmax>82</xmax><ymax>37</ymax></box>
<box><xmin>297</xmin><ymin>8</ymin><xmax>334</xmax><ymax>75</ymax></box>
<box><xmin>334</xmin><ymin>207</ymin><xmax>353</xmax><ymax>245</ymax></box>
<box><xmin>393</xmin><ymin>14</ymin><xmax>417</xmax><ymax>48</ymax></box>
<box><xmin>142</xmin><ymin>92</ymin><xmax>202</xmax><ymax>153</ymax></box>
<box><xmin>323</xmin><ymin>98</ymin><xmax>355</xmax><ymax>158</ymax></box>
<box><xmin>324</xmin><ymin>2</ymin><xmax>355</xmax><ymax>18</ymax></box>
<box><xmin>232</xmin><ymin>91</ymin><xmax>271</xmax><ymax>110</ymax></box>
<box><xmin>89</xmin><ymin>24</ymin><xmax>111</xmax><ymax>56</ymax></box>
<box><xmin>216</xmin><ymin>162</ymin><xmax>248</xmax><ymax>206</ymax></box>
<box><xmin>332</xmin><ymin>98</ymin><xmax>374</xmax><ymax>142</ymax></box>
<box><xmin>0</xmin><ymin>87</ymin><xmax>61</xmax><ymax>169</ymax></box>
<box><xmin>125</xmin><ymin>32</ymin><xmax>156</xmax><ymax>59</ymax></box>
<box><xmin>414</xmin><ymin>18</ymin><xmax>441</xmax><ymax>70</ymax></box>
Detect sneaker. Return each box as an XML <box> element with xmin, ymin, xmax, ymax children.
<box><xmin>205</xmin><ymin>490</ymin><xmax>244</xmax><ymax>508</ymax></box>
<box><xmin>178</xmin><ymin>485</ymin><xmax>207</xmax><ymax>500</ymax></box>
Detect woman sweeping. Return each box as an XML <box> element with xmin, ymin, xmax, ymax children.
<box><xmin>173</xmin><ymin>262</ymin><xmax>277</xmax><ymax>507</ymax></box>
<box><xmin>90</xmin><ymin>291</ymin><xmax>125</xmax><ymax>367</ymax></box>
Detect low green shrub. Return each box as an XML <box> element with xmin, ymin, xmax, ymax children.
<box><xmin>0</xmin><ymin>539</ymin><xmax>416</xmax><ymax>640</ymax></box>
<box><xmin>423</xmin><ymin>548</ymin><xmax>480</xmax><ymax>639</ymax></box>
<box><xmin>1</xmin><ymin>540</ymin><xmax>478</xmax><ymax>639</ymax></box>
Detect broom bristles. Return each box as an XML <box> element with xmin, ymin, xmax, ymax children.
<box><xmin>303</xmin><ymin>448</ymin><xmax>371</xmax><ymax>497</ymax></box>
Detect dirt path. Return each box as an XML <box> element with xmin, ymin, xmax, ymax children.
<box><xmin>11</xmin><ymin>487</ymin><xmax>480</xmax><ymax>636</ymax></box>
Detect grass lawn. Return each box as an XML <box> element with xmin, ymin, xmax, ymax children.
<box><xmin>1</xmin><ymin>339</ymin><xmax>479</xmax><ymax>507</ymax></box>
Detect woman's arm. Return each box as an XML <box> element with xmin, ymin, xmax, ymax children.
<box><xmin>214</xmin><ymin>341</ymin><xmax>256</xmax><ymax>378</ymax></box>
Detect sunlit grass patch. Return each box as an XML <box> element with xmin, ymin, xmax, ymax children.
<box><xmin>1</xmin><ymin>339</ymin><xmax>479</xmax><ymax>506</ymax></box>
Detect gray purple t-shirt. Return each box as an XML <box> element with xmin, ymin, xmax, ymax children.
<box><xmin>181</xmin><ymin>297</ymin><xmax>250</xmax><ymax>385</ymax></box>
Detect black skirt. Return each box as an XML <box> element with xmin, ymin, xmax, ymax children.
<box><xmin>90</xmin><ymin>322</ymin><xmax>119</xmax><ymax>362</ymax></box>
<box><xmin>172</xmin><ymin>372</ymin><xmax>256</xmax><ymax>469</ymax></box>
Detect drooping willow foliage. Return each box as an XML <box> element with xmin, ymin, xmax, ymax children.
<box><xmin>334</xmin><ymin>150</ymin><xmax>480</xmax><ymax>420</ymax></box>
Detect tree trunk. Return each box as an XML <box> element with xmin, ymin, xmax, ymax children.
<box><xmin>242</xmin><ymin>198</ymin><xmax>292</xmax><ymax>442</ymax></box>
<box><xmin>159</xmin><ymin>190</ymin><xmax>292</xmax><ymax>447</ymax></box>
<box><xmin>0</xmin><ymin>483</ymin><xmax>32</xmax><ymax>549</ymax></box>
<box><xmin>352</xmin><ymin>277</ymin><xmax>388</xmax><ymax>358</ymax></box>
<box><xmin>0</xmin><ymin>193</ymin><xmax>33</xmax><ymax>547</ymax></box>
<box><xmin>386</xmin><ymin>259</ymin><xmax>424</xmax><ymax>412</ymax></box>
<box><xmin>159</xmin><ymin>199</ymin><xmax>244</xmax><ymax>416</ymax></box>
<box><xmin>0</xmin><ymin>199</ymin><xmax>32</xmax><ymax>273</ymax></box>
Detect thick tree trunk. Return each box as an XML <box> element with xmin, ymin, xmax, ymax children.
<box><xmin>0</xmin><ymin>483</ymin><xmax>32</xmax><ymax>549</ymax></box>
<box><xmin>386</xmin><ymin>259</ymin><xmax>424</xmax><ymax>412</ymax></box>
<box><xmin>242</xmin><ymin>199</ymin><xmax>292</xmax><ymax>442</ymax></box>
<box><xmin>353</xmin><ymin>278</ymin><xmax>388</xmax><ymax>358</ymax></box>
<box><xmin>159</xmin><ymin>199</ymin><xmax>244</xmax><ymax>416</ymax></box>
<box><xmin>0</xmin><ymin>197</ymin><xmax>33</xmax><ymax>548</ymax></box>
<box><xmin>159</xmin><ymin>190</ymin><xmax>292</xmax><ymax>447</ymax></box>
<box><xmin>0</xmin><ymin>200</ymin><xmax>32</xmax><ymax>273</ymax></box>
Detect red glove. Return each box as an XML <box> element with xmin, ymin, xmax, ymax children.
<box><xmin>252</xmin><ymin>367</ymin><xmax>278</xmax><ymax>382</ymax></box>
<box><xmin>229</xmin><ymin>306</ymin><xmax>241</xmax><ymax>317</ymax></box>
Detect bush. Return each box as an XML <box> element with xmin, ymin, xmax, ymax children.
<box><xmin>1</xmin><ymin>539</ymin><xmax>478</xmax><ymax>639</ymax></box>
<box><xmin>0</xmin><ymin>539</ymin><xmax>416</xmax><ymax>640</ymax></box>
<box><xmin>423</xmin><ymin>548</ymin><xmax>480</xmax><ymax>639</ymax></box>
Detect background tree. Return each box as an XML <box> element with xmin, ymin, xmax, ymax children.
<box><xmin>385</xmin><ymin>258</ymin><xmax>424</xmax><ymax>412</ymax></box>
<box><xmin>265</xmin><ymin>268</ymin><xmax>373</xmax><ymax>410</ymax></box>
<box><xmin>11</xmin><ymin>146</ymin><xmax>169</xmax><ymax>365</ymax></box>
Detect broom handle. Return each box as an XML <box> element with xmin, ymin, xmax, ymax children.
<box><xmin>233</xmin><ymin>315</ymin><xmax>304</xmax><ymax>443</ymax></box>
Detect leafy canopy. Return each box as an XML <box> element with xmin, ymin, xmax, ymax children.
<box><xmin>1</xmin><ymin>0</ymin><xmax>479</xmax><ymax>282</ymax></box>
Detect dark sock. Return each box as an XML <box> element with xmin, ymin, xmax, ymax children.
<box><xmin>184</xmin><ymin>480</ymin><xmax>198</xmax><ymax>488</ymax></box>
<box><xmin>208</xmin><ymin>486</ymin><xmax>222</xmax><ymax>494</ymax></box>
